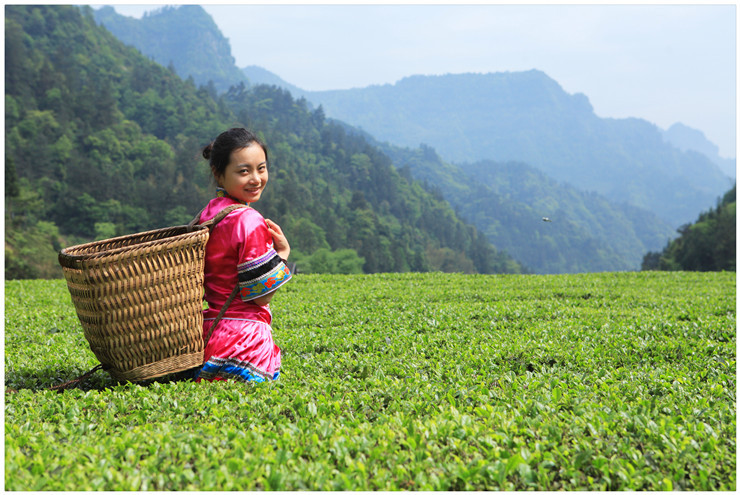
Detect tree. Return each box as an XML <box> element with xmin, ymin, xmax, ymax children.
<box><xmin>642</xmin><ymin>185</ymin><xmax>736</xmax><ymax>272</ymax></box>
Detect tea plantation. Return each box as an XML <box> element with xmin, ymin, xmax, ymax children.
<box><xmin>4</xmin><ymin>272</ymin><xmax>736</xmax><ymax>490</ymax></box>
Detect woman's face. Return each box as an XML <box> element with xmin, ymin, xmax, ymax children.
<box><xmin>217</xmin><ymin>144</ymin><xmax>268</xmax><ymax>204</ymax></box>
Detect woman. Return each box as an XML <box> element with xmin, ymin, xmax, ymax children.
<box><xmin>195</xmin><ymin>127</ymin><xmax>291</xmax><ymax>382</ymax></box>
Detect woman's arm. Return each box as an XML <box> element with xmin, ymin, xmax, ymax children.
<box><xmin>253</xmin><ymin>291</ymin><xmax>276</xmax><ymax>307</ymax></box>
<box><xmin>252</xmin><ymin>218</ymin><xmax>290</xmax><ymax>307</ymax></box>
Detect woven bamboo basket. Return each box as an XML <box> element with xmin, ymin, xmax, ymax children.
<box><xmin>58</xmin><ymin>225</ymin><xmax>210</xmax><ymax>382</ymax></box>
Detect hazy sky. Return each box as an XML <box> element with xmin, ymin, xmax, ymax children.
<box><xmin>109</xmin><ymin>3</ymin><xmax>736</xmax><ymax>158</ymax></box>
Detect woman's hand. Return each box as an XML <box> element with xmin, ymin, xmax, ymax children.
<box><xmin>265</xmin><ymin>218</ymin><xmax>290</xmax><ymax>261</ymax></box>
<box><xmin>255</xmin><ymin>219</ymin><xmax>289</xmax><ymax>307</ymax></box>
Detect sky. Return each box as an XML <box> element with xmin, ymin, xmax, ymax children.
<box><xmin>107</xmin><ymin>3</ymin><xmax>737</xmax><ymax>159</ymax></box>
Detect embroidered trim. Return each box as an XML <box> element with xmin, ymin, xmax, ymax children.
<box><xmin>239</xmin><ymin>248</ymin><xmax>281</xmax><ymax>275</ymax></box>
<box><xmin>196</xmin><ymin>356</ymin><xmax>280</xmax><ymax>382</ymax></box>
<box><xmin>237</xmin><ymin>249</ymin><xmax>292</xmax><ymax>301</ymax></box>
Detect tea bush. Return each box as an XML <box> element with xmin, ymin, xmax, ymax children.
<box><xmin>5</xmin><ymin>272</ymin><xmax>736</xmax><ymax>490</ymax></box>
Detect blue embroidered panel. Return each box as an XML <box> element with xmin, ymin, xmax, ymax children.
<box><xmin>196</xmin><ymin>356</ymin><xmax>280</xmax><ymax>382</ymax></box>
<box><xmin>237</xmin><ymin>248</ymin><xmax>292</xmax><ymax>301</ymax></box>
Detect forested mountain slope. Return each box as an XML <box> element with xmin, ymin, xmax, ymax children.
<box><xmin>382</xmin><ymin>144</ymin><xmax>675</xmax><ymax>273</ymax></box>
<box><xmin>5</xmin><ymin>5</ymin><xmax>522</xmax><ymax>279</ymax></box>
<box><xmin>93</xmin><ymin>5</ymin><xmax>248</xmax><ymax>93</ymax></box>
<box><xmin>249</xmin><ymin>69</ymin><xmax>732</xmax><ymax>227</ymax></box>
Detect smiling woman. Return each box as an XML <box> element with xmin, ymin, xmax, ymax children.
<box><xmin>218</xmin><ymin>145</ymin><xmax>269</xmax><ymax>204</ymax></box>
<box><xmin>193</xmin><ymin>127</ymin><xmax>293</xmax><ymax>383</ymax></box>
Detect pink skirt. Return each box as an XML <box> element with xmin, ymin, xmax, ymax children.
<box><xmin>195</xmin><ymin>317</ymin><xmax>281</xmax><ymax>382</ymax></box>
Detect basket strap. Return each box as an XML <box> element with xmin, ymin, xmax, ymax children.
<box><xmin>206</xmin><ymin>204</ymin><xmax>249</xmax><ymax>229</ymax></box>
<box><xmin>203</xmin><ymin>284</ymin><xmax>241</xmax><ymax>348</ymax></box>
<box><xmin>5</xmin><ymin>364</ymin><xmax>104</xmax><ymax>394</ymax></box>
<box><xmin>188</xmin><ymin>203</ymin><xmax>249</xmax><ymax>231</ymax></box>
<box><xmin>49</xmin><ymin>364</ymin><xmax>107</xmax><ymax>393</ymax></box>
<box><xmin>187</xmin><ymin>206</ymin><xmax>208</xmax><ymax>230</ymax></box>
<box><xmin>196</xmin><ymin>203</ymin><xmax>251</xmax><ymax>349</ymax></box>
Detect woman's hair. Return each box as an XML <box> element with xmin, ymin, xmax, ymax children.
<box><xmin>202</xmin><ymin>127</ymin><xmax>269</xmax><ymax>178</ymax></box>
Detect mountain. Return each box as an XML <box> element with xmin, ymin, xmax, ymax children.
<box><xmin>86</xmin><ymin>5</ymin><xmax>686</xmax><ymax>274</ymax></box>
<box><xmin>242</xmin><ymin>65</ymin><xmax>307</xmax><ymax>97</ymax></box>
<box><xmin>5</xmin><ymin>5</ymin><xmax>522</xmax><ymax>278</ymax></box>
<box><xmin>94</xmin><ymin>4</ymin><xmax>731</xmax><ymax>230</ymax></box>
<box><xmin>92</xmin><ymin>5</ymin><xmax>248</xmax><ymax>93</ymax></box>
<box><xmin>290</xmin><ymin>71</ymin><xmax>733</xmax><ymax>228</ymax></box>
<box><xmin>662</xmin><ymin>123</ymin><xmax>736</xmax><ymax>179</ymax></box>
<box><xmin>380</xmin><ymin>143</ymin><xmax>675</xmax><ymax>273</ymax></box>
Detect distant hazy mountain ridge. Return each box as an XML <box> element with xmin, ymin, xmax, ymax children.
<box><xmin>662</xmin><ymin>123</ymin><xmax>736</xmax><ymax>178</ymax></box>
<box><xmin>277</xmin><ymin>70</ymin><xmax>732</xmax><ymax>227</ymax></box>
<box><xmin>242</xmin><ymin>63</ymin><xmax>736</xmax><ymax>180</ymax></box>
<box><xmin>242</xmin><ymin>65</ymin><xmax>307</xmax><ymax>97</ymax></box>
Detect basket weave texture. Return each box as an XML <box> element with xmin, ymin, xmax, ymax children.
<box><xmin>58</xmin><ymin>225</ymin><xmax>210</xmax><ymax>382</ymax></box>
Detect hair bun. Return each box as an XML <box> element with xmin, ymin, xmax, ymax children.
<box><xmin>202</xmin><ymin>143</ymin><xmax>213</xmax><ymax>160</ymax></box>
